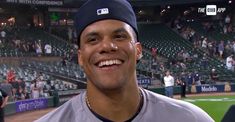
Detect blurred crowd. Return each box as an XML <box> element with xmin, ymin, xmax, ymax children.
<box><xmin>0</xmin><ymin>69</ymin><xmax>77</xmax><ymax>102</ymax></box>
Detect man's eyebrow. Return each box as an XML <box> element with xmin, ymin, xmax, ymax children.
<box><xmin>84</xmin><ymin>32</ymin><xmax>99</xmax><ymax>38</ymax></box>
<box><xmin>113</xmin><ymin>28</ymin><xmax>128</xmax><ymax>34</ymax></box>
<box><xmin>84</xmin><ymin>28</ymin><xmax>128</xmax><ymax>38</ymax></box>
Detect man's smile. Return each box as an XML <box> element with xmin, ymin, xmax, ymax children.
<box><xmin>94</xmin><ymin>59</ymin><xmax>124</xmax><ymax>70</ymax></box>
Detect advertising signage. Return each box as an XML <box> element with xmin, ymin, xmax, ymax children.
<box><xmin>5</xmin><ymin>0</ymin><xmax>63</xmax><ymax>6</ymax></box>
<box><xmin>190</xmin><ymin>83</ymin><xmax>235</xmax><ymax>93</ymax></box>
<box><xmin>15</xmin><ymin>98</ymin><xmax>48</xmax><ymax>112</ymax></box>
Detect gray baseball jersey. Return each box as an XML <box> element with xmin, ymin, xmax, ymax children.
<box><xmin>35</xmin><ymin>88</ymin><xmax>214</xmax><ymax>122</ymax></box>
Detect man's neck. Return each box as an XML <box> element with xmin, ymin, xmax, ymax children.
<box><xmin>86</xmin><ymin>82</ymin><xmax>141</xmax><ymax>121</ymax></box>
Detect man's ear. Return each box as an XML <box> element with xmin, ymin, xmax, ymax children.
<box><xmin>78</xmin><ymin>50</ymin><xmax>83</xmax><ymax>67</ymax></box>
<box><xmin>135</xmin><ymin>42</ymin><xmax>143</xmax><ymax>60</ymax></box>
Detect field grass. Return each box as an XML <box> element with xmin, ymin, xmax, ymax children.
<box><xmin>183</xmin><ymin>95</ymin><xmax>235</xmax><ymax>122</ymax></box>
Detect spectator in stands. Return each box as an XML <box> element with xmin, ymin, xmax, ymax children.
<box><xmin>225</xmin><ymin>41</ymin><xmax>233</xmax><ymax>55</ymax></box>
<box><xmin>7</xmin><ymin>69</ymin><xmax>15</xmax><ymax>83</ymax></box>
<box><xmin>54</xmin><ymin>80</ymin><xmax>60</xmax><ymax>90</ymax></box>
<box><xmin>28</xmin><ymin>42</ymin><xmax>35</xmax><ymax>53</ymax></box>
<box><xmin>15</xmin><ymin>86</ymin><xmax>26</xmax><ymax>100</ymax></box>
<box><xmin>177</xmin><ymin>50</ymin><xmax>184</xmax><ymax>62</ymax></box>
<box><xmin>22</xmin><ymin>40</ymin><xmax>29</xmax><ymax>52</ymax></box>
<box><xmin>151</xmin><ymin>47</ymin><xmax>157</xmax><ymax>59</ymax></box>
<box><xmin>30</xmin><ymin>79</ymin><xmax>40</xmax><ymax>99</ymax></box>
<box><xmin>18</xmin><ymin>78</ymin><xmax>26</xmax><ymax>91</ymax></box>
<box><xmin>44</xmin><ymin>43</ymin><xmax>52</xmax><ymax>56</ymax></box>
<box><xmin>193</xmin><ymin>71</ymin><xmax>201</xmax><ymax>85</ymax></box>
<box><xmin>174</xmin><ymin>61</ymin><xmax>186</xmax><ymax>70</ymax></box>
<box><xmin>201</xmin><ymin>37</ymin><xmax>207</xmax><ymax>50</ymax></box>
<box><xmin>0</xmin><ymin>30</ymin><xmax>6</xmax><ymax>42</ymax></box>
<box><xmin>68</xmin><ymin>49</ymin><xmax>76</xmax><ymax>63</ymax></box>
<box><xmin>43</xmin><ymin>80</ymin><xmax>52</xmax><ymax>96</ymax></box>
<box><xmin>35</xmin><ymin>40</ymin><xmax>43</xmax><ymax>56</ymax></box>
<box><xmin>225</xmin><ymin>15</ymin><xmax>231</xmax><ymax>25</ymax></box>
<box><xmin>24</xmin><ymin>81</ymin><xmax>31</xmax><ymax>99</ymax></box>
<box><xmin>176</xmin><ymin>72</ymin><xmax>186</xmax><ymax>98</ymax></box>
<box><xmin>226</xmin><ymin>55</ymin><xmax>234</xmax><ymax>71</ymax></box>
<box><xmin>38</xmin><ymin>79</ymin><xmax>45</xmax><ymax>97</ymax></box>
<box><xmin>208</xmin><ymin>41</ymin><xmax>213</xmax><ymax>56</ymax></box>
<box><xmin>218</xmin><ymin>41</ymin><xmax>224</xmax><ymax>59</ymax></box>
<box><xmin>50</xmin><ymin>80</ymin><xmax>55</xmax><ymax>91</ymax></box>
<box><xmin>14</xmin><ymin>38</ymin><xmax>21</xmax><ymax>51</ymax></box>
<box><xmin>0</xmin><ymin>39</ymin><xmax>4</xmax><ymax>49</ymax></box>
<box><xmin>210</xmin><ymin>68</ymin><xmax>219</xmax><ymax>84</ymax></box>
<box><xmin>186</xmin><ymin>72</ymin><xmax>193</xmax><ymax>86</ymax></box>
<box><xmin>0</xmin><ymin>87</ymin><xmax>9</xmax><ymax>122</ymax></box>
<box><xmin>61</xmin><ymin>56</ymin><xmax>67</xmax><ymax>67</ymax></box>
<box><xmin>227</xmin><ymin>24</ymin><xmax>233</xmax><ymax>33</ymax></box>
<box><xmin>175</xmin><ymin>17</ymin><xmax>182</xmax><ymax>31</ymax></box>
<box><xmin>71</xmin><ymin>84</ymin><xmax>76</xmax><ymax>90</ymax></box>
<box><xmin>63</xmin><ymin>84</ymin><xmax>68</xmax><ymax>91</ymax></box>
<box><xmin>208</xmin><ymin>40</ymin><xmax>217</xmax><ymax>56</ymax></box>
<box><xmin>68</xmin><ymin>27</ymin><xmax>73</xmax><ymax>42</ymax></box>
<box><xmin>36</xmin><ymin>0</ymin><xmax>213</xmax><ymax>122</ymax></box>
<box><xmin>182</xmin><ymin>50</ymin><xmax>191</xmax><ymax>62</ymax></box>
<box><xmin>223</xmin><ymin>25</ymin><xmax>227</xmax><ymax>34</ymax></box>
<box><xmin>201</xmin><ymin>53</ymin><xmax>208</xmax><ymax>70</ymax></box>
<box><xmin>73</xmin><ymin>28</ymin><xmax>78</xmax><ymax>43</ymax></box>
<box><xmin>192</xmin><ymin>51</ymin><xmax>198</xmax><ymax>61</ymax></box>
<box><xmin>163</xmin><ymin>70</ymin><xmax>175</xmax><ymax>98</ymax></box>
<box><xmin>6</xmin><ymin>69</ymin><xmax>18</xmax><ymax>101</ymax></box>
<box><xmin>151</xmin><ymin>58</ymin><xmax>158</xmax><ymax>72</ymax></box>
<box><xmin>0</xmin><ymin>78</ymin><xmax>13</xmax><ymax>101</ymax></box>
<box><xmin>159</xmin><ymin>63</ymin><xmax>165</xmax><ymax>73</ymax></box>
<box><xmin>24</xmin><ymin>87</ymin><xmax>30</xmax><ymax>99</ymax></box>
<box><xmin>59</xmin><ymin>81</ymin><xmax>65</xmax><ymax>91</ymax></box>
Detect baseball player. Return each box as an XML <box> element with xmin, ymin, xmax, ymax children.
<box><xmin>36</xmin><ymin>0</ymin><xmax>214</xmax><ymax>122</ymax></box>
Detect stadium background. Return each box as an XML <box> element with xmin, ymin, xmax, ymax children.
<box><xmin>0</xmin><ymin>0</ymin><xmax>234</xmax><ymax>122</ymax></box>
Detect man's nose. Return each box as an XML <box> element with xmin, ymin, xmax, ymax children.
<box><xmin>99</xmin><ymin>39</ymin><xmax>118</xmax><ymax>54</ymax></box>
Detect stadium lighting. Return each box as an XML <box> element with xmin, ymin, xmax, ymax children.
<box><xmin>138</xmin><ymin>10</ymin><xmax>145</xmax><ymax>15</ymax></box>
<box><xmin>1</xmin><ymin>23</ymin><xmax>6</xmax><ymax>26</ymax></box>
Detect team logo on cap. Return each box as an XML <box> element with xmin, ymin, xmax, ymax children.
<box><xmin>97</xmin><ymin>8</ymin><xmax>109</xmax><ymax>15</ymax></box>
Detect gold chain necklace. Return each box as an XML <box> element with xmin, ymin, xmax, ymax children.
<box><xmin>86</xmin><ymin>95</ymin><xmax>92</xmax><ymax>110</ymax></box>
<box><xmin>85</xmin><ymin>91</ymin><xmax>143</xmax><ymax>110</ymax></box>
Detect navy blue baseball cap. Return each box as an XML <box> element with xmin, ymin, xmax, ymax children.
<box><xmin>74</xmin><ymin>0</ymin><xmax>138</xmax><ymax>47</ymax></box>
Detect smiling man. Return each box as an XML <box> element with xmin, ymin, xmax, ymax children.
<box><xmin>35</xmin><ymin>0</ymin><xmax>214</xmax><ymax>122</ymax></box>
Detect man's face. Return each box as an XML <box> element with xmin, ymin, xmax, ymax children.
<box><xmin>166</xmin><ymin>71</ymin><xmax>170</xmax><ymax>76</ymax></box>
<box><xmin>78</xmin><ymin>19</ymin><xmax>142</xmax><ymax>91</ymax></box>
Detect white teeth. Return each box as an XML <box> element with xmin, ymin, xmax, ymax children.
<box><xmin>110</xmin><ymin>60</ymin><xmax>115</xmax><ymax>65</ymax></box>
<box><xmin>98</xmin><ymin>59</ymin><xmax>122</xmax><ymax>67</ymax></box>
<box><xmin>106</xmin><ymin>61</ymin><xmax>109</xmax><ymax>65</ymax></box>
<box><xmin>116</xmin><ymin>60</ymin><xmax>122</xmax><ymax>64</ymax></box>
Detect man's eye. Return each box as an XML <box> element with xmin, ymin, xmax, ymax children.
<box><xmin>88</xmin><ymin>38</ymin><xmax>97</xmax><ymax>42</ymax></box>
<box><xmin>114</xmin><ymin>34</ymin><xmax>127</xmax><ymax>40</ymax></box>
<box><xmin>85</xmin><ymin>38</ymin><xmax>99</xmax><ymax>45</ymax></box>
<box><xmin>86</xmin><ymin>37</ymin><xmax>99</xmax><ymax>43</ymax></box>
